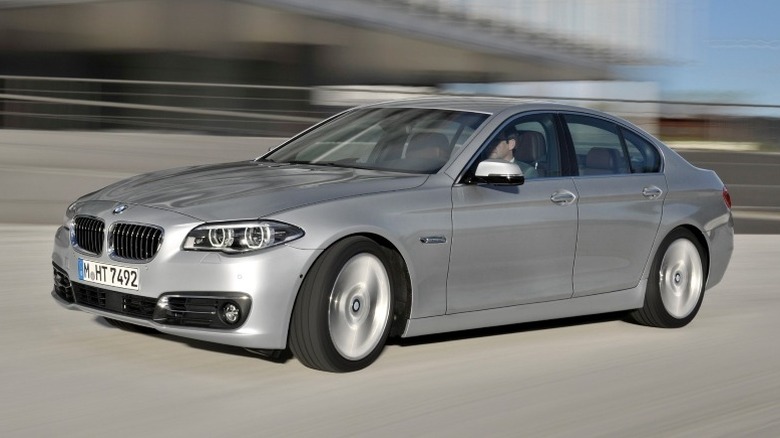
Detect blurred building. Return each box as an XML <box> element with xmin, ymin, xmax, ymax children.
<box><xmin>0</xmin><ymin>0</ymin><xmax>680</xmax><ymax>82</ymax></box>
<box><xmin>0</xmin><ymin>0</ymin><xmax>681</xmax><ymax>133</ymax></box>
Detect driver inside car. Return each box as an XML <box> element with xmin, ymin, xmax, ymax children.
<box><xmin>487</xmin><ymin>126</ymin><xmax>538</xmax><ymax>179</ymax></box>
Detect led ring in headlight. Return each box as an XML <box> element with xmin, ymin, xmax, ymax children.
<box><xmin>183</xmin><ymin>220</ymin><xmax>303</xmax><ymax>253</ymax></box>
<box><xmin>208</xmin><ymin>227</ymin><xmax>234</xmax><ymax>247</ymax></box>
<box><xmin>244</xmin><ymin>223</ymin><xmax>273</xmax><ymax>250</ymax></box>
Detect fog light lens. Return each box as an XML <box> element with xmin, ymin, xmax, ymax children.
<box><xmin>221</xmin><ymin>302</ymin><xmax>241</xmax><ymax>325</ymax></box>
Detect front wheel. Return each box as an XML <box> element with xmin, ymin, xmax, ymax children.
<box><xmin>629</xmin><ymin>229</ymin><xmax>707</xmax><ymax>328</ymax></box>
<box><xmin>289</xmin><ymin>237</ymin><xmax>396</xmax><ymax>372</ymax></box>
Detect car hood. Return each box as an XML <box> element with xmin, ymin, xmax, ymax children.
<box><xmin>86</xmin><ymin>161</ymin><xmax>427</xmax><ymax>221</ymax></box>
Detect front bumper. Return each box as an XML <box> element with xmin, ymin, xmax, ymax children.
<box><xmin>51</xmin><ymin>206</ymin><xmax>321</xmax><ymax>350</ymax></box>
<box><xmin>53</xmin><ymin>266</ymin><xmax>252</xmax><ymax>329</ymax></box>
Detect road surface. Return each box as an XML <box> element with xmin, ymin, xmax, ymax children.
<box><xmin>1</xmin><ymin>225</ymin><xmax>778</xmax><ymax>437</ymax></box>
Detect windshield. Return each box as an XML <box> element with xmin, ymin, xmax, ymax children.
<box><xmin>263</xmin><ymin>107</ymin><xmax>489</xmax><ymax>174</ymax></box>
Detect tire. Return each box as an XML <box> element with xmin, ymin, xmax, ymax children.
<box><xmin>289</xmin><ymin>236</ymin><xmax>396</xmax><ymax>372</ymax></box>
<box><xmin>104</xmin><ymin>317</ymin><xmax>159</xmax><ymax>334</ymax></box>
<box><xmin>629</xmin><ymin>228</ymin><xmax>708</xmax><ymax>328</ymax></box>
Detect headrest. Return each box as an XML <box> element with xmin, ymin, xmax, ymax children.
<box><xmin>406</xmin><ymin>132</ymin><xmax>450</xmax><ymax>160</ymax></box>
<box><xmin>515</xmin><ymin>131</ymin><xmax>546</xmax><ymax>162</ymax></box>
<box><xmin>585</xmin><ymin>147</ymin><xmax>619</xmax><ymax>170</ymax></box>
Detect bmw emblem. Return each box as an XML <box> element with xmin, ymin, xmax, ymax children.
<box><xmin>112</xmin><ymin>203</ymin><xmax>128</xmax><ymax>215</ymax></box>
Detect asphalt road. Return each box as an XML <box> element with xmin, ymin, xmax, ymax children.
<box><xmin>1</xmin><ymin>225</ymin><xmax>778</xmax><ymax>437</ymax></box>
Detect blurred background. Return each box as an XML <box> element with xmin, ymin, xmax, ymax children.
<box><xmin>1</xmin><ymin>0</ymin><xmax>778</xmax><ymax>232</ymax></box>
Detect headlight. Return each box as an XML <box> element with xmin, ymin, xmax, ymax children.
<box><xmin>182</xmin><ymin>221</ymin><xmax>304</xmax><ymax>253</ymax></box>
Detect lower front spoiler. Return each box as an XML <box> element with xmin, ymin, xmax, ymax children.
<box><xmin>51</xmin><ymin>289</ymin><xmax>288</xmax><ymax>349</ymax></box>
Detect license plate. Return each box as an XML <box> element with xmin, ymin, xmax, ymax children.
<box><xmin>78</xmin><ymin>258</ymin><xmax>139</xmax><ymax>291</ymax></box>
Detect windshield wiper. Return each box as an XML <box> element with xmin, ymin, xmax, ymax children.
<box><xmin>283</xmin><ymin>160</ymin><xmax>373</xmax><ymax>170</ymax></box>
<box><xmin>283</xmin><ymin>160</ymin><xmax>344</xmax><ymax>167</ymax></box>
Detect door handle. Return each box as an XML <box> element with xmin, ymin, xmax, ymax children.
<box><xmin>550</xmin><ymin>190</ymin><xmax>577</xmax><ymax>205</ymax></box>
<box><xmin>642</xmin><ymin>186</ymin><xmax>663</xmax><ymax>199</ymax></box>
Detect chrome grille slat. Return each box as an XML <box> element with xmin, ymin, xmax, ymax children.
<box><xmin>87</xmin><ymin>220</ymin><xmax>91</xmax><ymax>250</ymax></box>
<box><xmin>121</xmin><ymin>224</ymin><xmax>128</xmax><ymax>258</ymax></box>
<box><xmin>123</xmin><ymin>224</ymin><xmax>129</xmax><ymax>259</ymax></box>
<box><xmin>116</xmin><ymin>223</ymin><xmax>122</xmax><ymax>256</ymax></box>
<box><xmin>142</xmin><ymin>226</ymin><xmax>151</xmax><ymax>259</ymax></box>
<box><xmin>134</xmin><ymin>225</ymin><xmax>141</xmax><ymax>260</ymax></box>
<box><xmin>73</xmin><ymin>216</ymin><xmax>105</xmax><ymax>255</ymax></box>
<box><xmin>128</xmin><ymin>224</ymin><xmax>134</xmax><ymax>260</ymax></box>
<box><xmin>127</xmin><ymin>225</ymin><xmax>133</xmax><ymax>260</ymax></box>
<box><xmin>90</xmin><ymin>219</ymin><xmax>98</xmax><ymax>253</ymax></box>
<box><xmin>110</xmin><ymin>222</ymin><xmax>163</xmax><ymax>262</ymax></box>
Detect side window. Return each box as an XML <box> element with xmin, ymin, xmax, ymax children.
<box><xmin>478</xmin><ymin>113</ymin><xmax>561</xmax><ymax>179</ymax></box>
<box><xmin>564</xmin><ymin>114</ymin><xmax>629</xmax><ymax>176</ymax></box>
<box><xmin>621</xmin><ymin>128</ymin><xmax>661</xmax><ymax>173</ymax></box>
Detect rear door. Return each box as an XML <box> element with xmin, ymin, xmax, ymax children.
<box><xmin>561</xmin><ymin>113</ymin><xmax>666</xmax><ymax>297</ymax></box>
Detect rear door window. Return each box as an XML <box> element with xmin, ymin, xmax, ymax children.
<box><xmin>563</xmin><ymin>114</ymin><xmax>629</xmax><ymax>176</ymax></box>
<box><xmin>621</xmin><ymin>128</ymin><xmax>661</xmax><ymax>173</ymax></box>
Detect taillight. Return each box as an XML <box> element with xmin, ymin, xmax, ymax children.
<box><xmin>722</xmin><ymin>186</ymin><xmax>732</xmax><ymax>210</ymax></box>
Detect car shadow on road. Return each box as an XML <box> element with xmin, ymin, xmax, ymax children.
<box><xmin>93</xmin><ymin>316</ymin><xmax>295</xmax><ymax>364</ymax></box>
<box><xmin>390</xmin><ymin>311</ymin><xmax>629</xmax><ymax>347</ymax></box>
<box><xmin>93</xmin><ymin>311</ymin><xmax>629</xmax><ymax>365</ymax></box>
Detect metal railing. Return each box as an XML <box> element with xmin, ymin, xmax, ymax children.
<box><xmin>2</xmin><ymin>75</ymin><xmax>780</xmax><ymax>151</ymax></box>
<box><xmin>0</xmin><ymin>75</ymin><xmax>329</xmax><ymax>136</ymax></box>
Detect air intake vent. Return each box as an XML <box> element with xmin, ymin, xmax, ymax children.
<box><xmin>110</xmin><ymin>223</ymin><xmax>163</xmax><ymax>262</ymax></box>
<box><xmin>71</xmin><ymin>283</ymin><xmax>157</xmax><ymax>319</ymax></box>
<box><xmin>73</xmin><ymin>216</ymin><xmax>105</xmax><ymax>255</ymax></box>
<box><xmin>53</xmin><ymin>263</ymin><xmax>75</xmax><ymax>303</ymax></box>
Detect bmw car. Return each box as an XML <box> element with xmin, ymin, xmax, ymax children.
<box><xmin>52</xmin><ymin>98</ymin><xmax>734</xmax><ymax>372</ymax></box>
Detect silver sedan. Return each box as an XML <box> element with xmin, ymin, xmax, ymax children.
<box><xmin>52</xmin><ymin>99</ymin><xmax>734</xmax><ymax>372</ymax></box>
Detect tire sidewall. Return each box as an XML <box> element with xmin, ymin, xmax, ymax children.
<box><xmin>302</xmin><ymin>237</ymin><xmax>396</xmax><ymax>372</ymax></box>
<box><xmin>646</xmin><ymin>228</ymin><xmax>708</xmax><ymax>328</ymax></box>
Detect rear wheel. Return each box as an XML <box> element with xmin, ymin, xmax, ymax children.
<box><xmin>289</xmin><ymin>236</ymin><xmax>396</xmax><ymax>372</ymax></box>
<box><xmin>630</xmin><ymin>228</ymin><xmax>707</xmax><ymax>328</ymax></box>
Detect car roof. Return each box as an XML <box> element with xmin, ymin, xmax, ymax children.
<box><xmin>365</xmin><ymin>97</ymin><xmax>598</xmax><ymax>116</ymax></box>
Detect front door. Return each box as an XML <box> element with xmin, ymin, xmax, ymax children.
<box><xmin>447</xmin><ymin>112</ymin><xmax>578</xmax><ymax>313</ymax></box>
<box><xmin>448</xmin><ymin>178</ymin><xmax>578</xmax><ymax>313</ymax></box>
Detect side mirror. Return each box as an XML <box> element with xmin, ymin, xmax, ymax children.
<box><xmin>472</xmin><ymin>159</ymin><xmax>525</xmax><ymax>185</ymax></box>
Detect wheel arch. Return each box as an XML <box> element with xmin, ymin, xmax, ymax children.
<box><xmin>629</xmin><ymin>224</ymin><xmax>711</xmax><ymax>327</ymax></box>
<box><xmin>288</xmin><ymin>232</ymin><xmax>413</xmax><ymax>343</ymax></box>
<box><xmin>353</xmin><ymin>232</ymin><xmax>413</xmax><ymax>338</ymax></box>
<box><xmin>645</xmin><ymin>224</ymin><xmax>711</xmax><ymax>286</ymax></box>
<box><xmin>675</xmin><ymin>224</ymin><xmax>711</xmax><ymax>282</ymax></box>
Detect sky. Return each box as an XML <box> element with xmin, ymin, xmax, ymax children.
<box><xmin>632</xmin><ymin>0</ymin><xmax>780</xmax><ymax>107</ymax></box>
